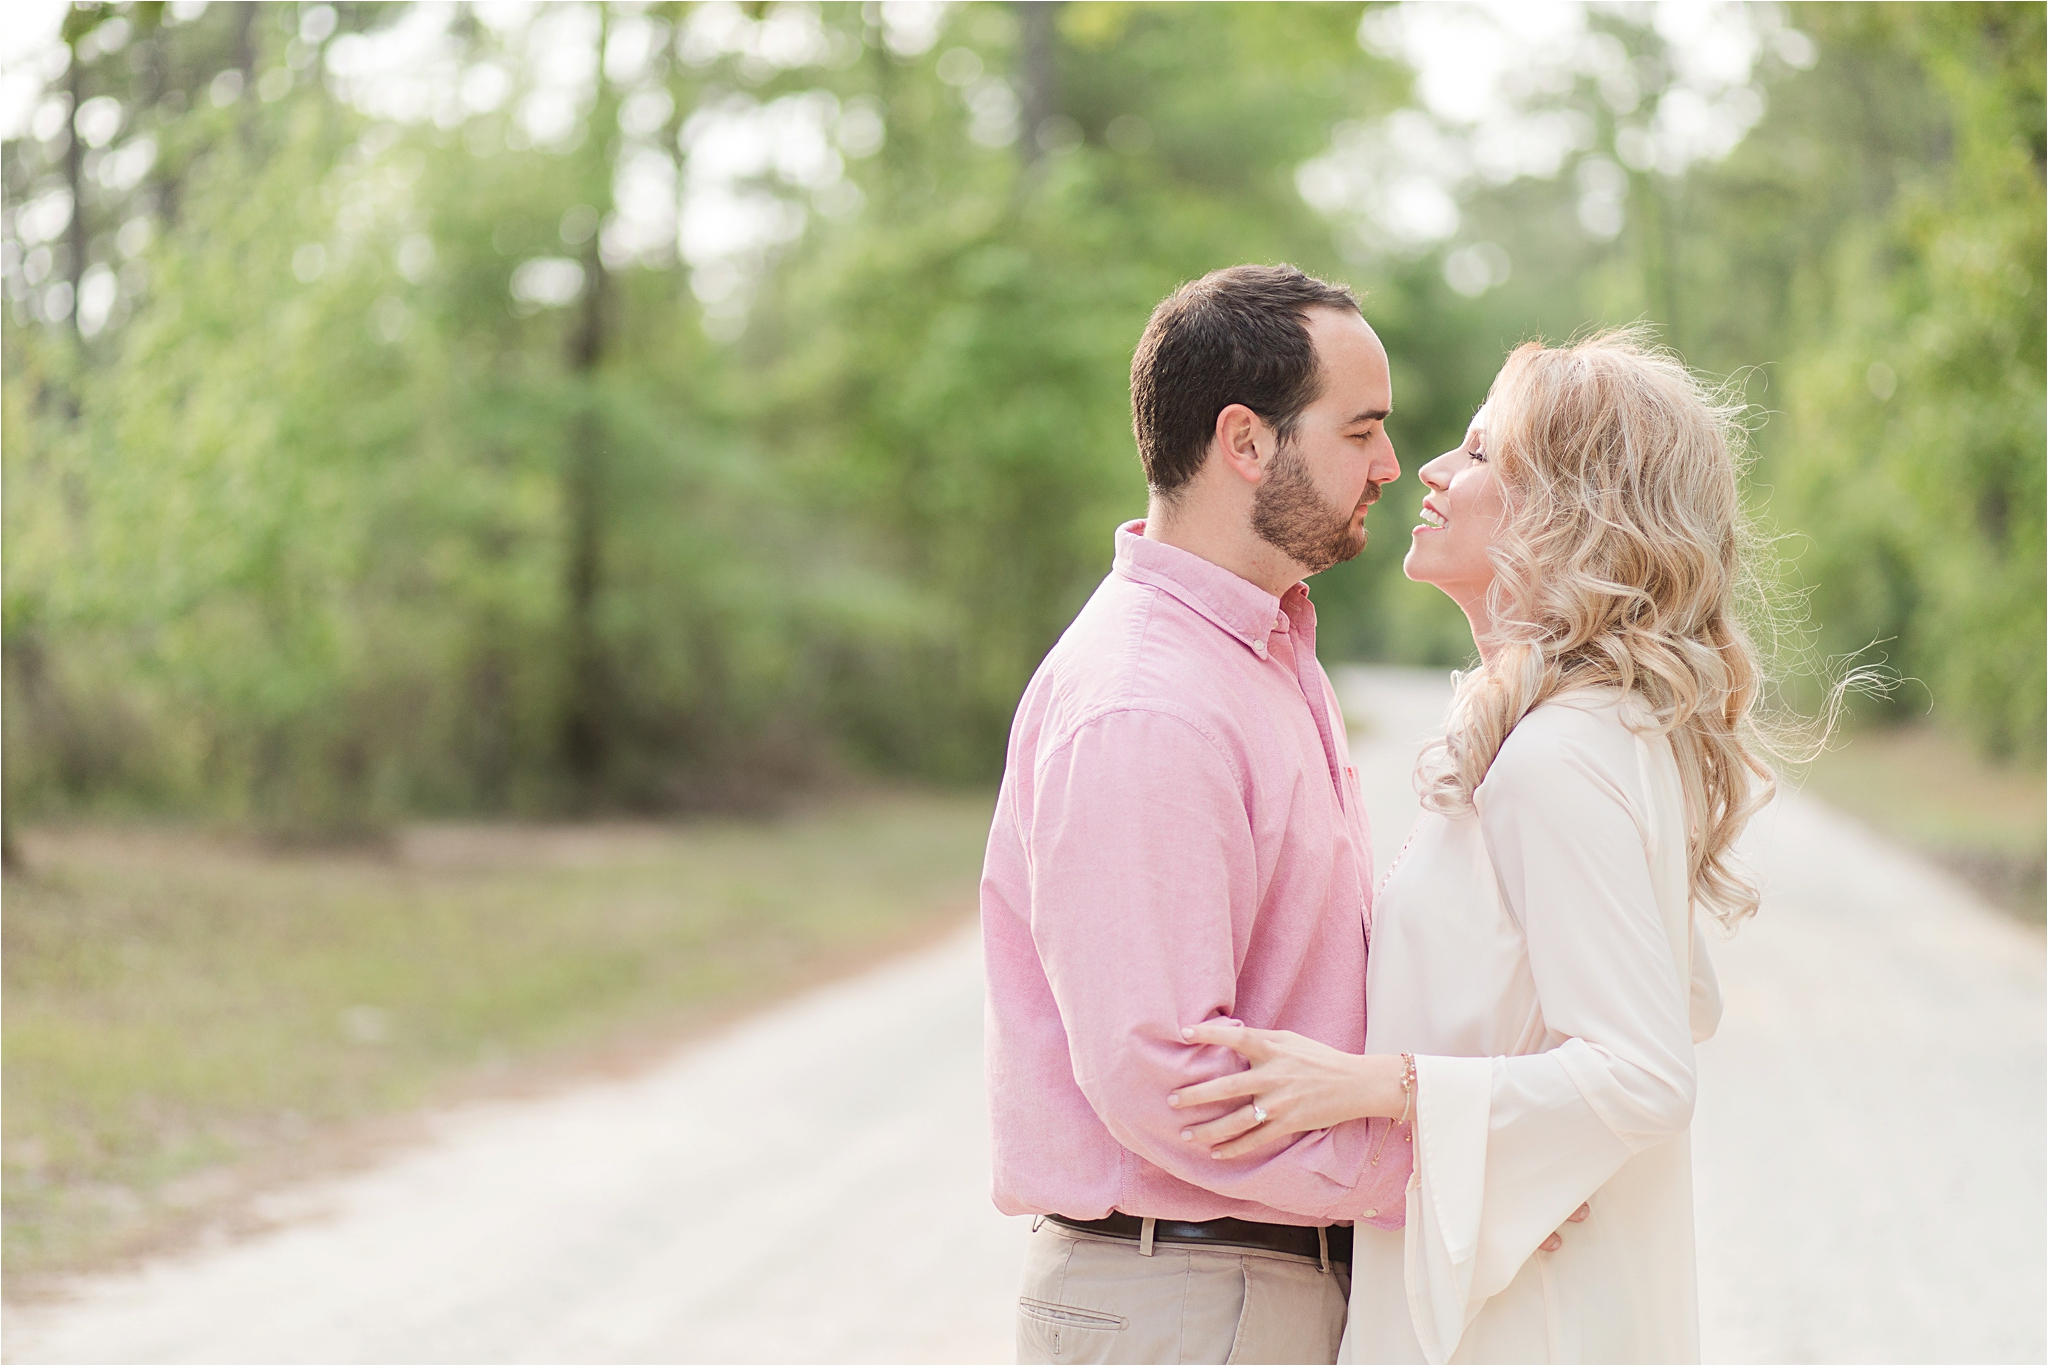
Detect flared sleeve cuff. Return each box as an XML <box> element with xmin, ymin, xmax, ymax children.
<box><xmin>1403</xmin><ymin>1054</ymin><xmax>1493</xmax><ymax>1366</ymax></box>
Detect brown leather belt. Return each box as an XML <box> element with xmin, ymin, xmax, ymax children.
<box><xmin>1047</xmin><ymin>1212</ymin><xmax>1352</xmax><ymax>1265</ymax></box>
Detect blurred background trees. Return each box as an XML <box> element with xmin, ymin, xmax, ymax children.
<box><xmin>4</xmin><ymin>1</ymin><xmax>2042</xmax><ymax>838</ymax></box>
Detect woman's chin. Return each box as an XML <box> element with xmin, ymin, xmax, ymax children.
<box><xmin>1403</xmin><ymin>556</ymin><xmax>1488</xmax><ymax>617</ymax></box>
<box><xmin>1403</xmin><ymin>537</ymin><xmax>1467</xmax><ymax>592</ymax></box>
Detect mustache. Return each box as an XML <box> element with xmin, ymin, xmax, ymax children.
<box><xmin>1358</xmin><ymin>480</ymin><xmax>1384</xmax><ymax>509</ymax></box>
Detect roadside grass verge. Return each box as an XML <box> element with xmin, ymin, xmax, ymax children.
<box><xmin>1800</xmin><ymin>724</ymin><xmax>2045</xmax><ymax>922</ymax></box>
<box><xmin>1</xmin><ymin>789</ymin><xmax>994</xmax><ymax>1287</ymax></box>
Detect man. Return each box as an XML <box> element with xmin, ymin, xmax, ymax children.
<box><xmin>981</xmin><ymin>264</ymin><xmax>1409</xmax><ymax>1365</ymax></box>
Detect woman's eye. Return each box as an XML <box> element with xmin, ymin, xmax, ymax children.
<box><xmin>1470</xmin><ymin>445</ymin><xmax>1487</xmax><ymax>462</ymax></box>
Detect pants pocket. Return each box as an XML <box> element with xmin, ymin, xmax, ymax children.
<box><xmin>1020</xmin><ymin>1297</ymin><xmax>1129</xmax><ymax>1332</ymax></box>
<box><xmin>1017</xmin><ymin>1295</ymin><xmax>1128</xmax><ymax>1360</ymax></box>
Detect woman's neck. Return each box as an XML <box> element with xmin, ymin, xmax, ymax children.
<box><xmin>1457</xmin><ymin>595</ymin><xmax>1499</xmax><ymax>666</ymax></box>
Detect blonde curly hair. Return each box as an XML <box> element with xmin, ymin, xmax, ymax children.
<box><xmin>1416</xmin><ymin>328</ymin><xmax>1777</xmax><ymax>926</ymax></box>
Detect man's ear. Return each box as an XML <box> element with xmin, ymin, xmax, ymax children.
<box><xmin>1211</xmin><ymin>403</ymin><xmax>1268</xmax><ymax>486</ymax></box>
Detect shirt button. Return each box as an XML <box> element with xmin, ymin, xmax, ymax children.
<box><xmin>1253</xmin><ymin>641</ymin><xmax>1268</xmax><ymax>658</ymax></box>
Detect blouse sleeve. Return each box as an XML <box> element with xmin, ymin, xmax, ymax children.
<box><xmin>1690</xmin><ymin>913</ymin><xmax>1723</xmax><ymax>1044</ymax></box>
<box><xmin>1403</xmin><ymin>712</ymin><xmax>1701</xmax><ymax>1364</ymax></box>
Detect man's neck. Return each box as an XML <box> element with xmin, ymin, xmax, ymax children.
<box><xmin>1144</xmin><ymin>498</ymin><xmax>1303</xmax><ymax>599</ymax></box>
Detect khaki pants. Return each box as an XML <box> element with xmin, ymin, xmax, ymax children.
<box><xmin>1016</xmin><ymin>1218</ymin><xmax>1350</xmax><ymax>1365</ymax></box>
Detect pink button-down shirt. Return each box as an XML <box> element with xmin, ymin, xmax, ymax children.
<box><xmin>981</xmin><ymin>522</ymin><xmax>1411</xmax><ymax>1231</ymax></box>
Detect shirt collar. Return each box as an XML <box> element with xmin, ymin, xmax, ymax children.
<box><xmin>1112</xmin><ymin>520</ymin><xmax>1309</xmax><ymax>656</ymax></box>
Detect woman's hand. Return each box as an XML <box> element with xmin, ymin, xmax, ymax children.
<box><xmin>1169</xmin><ymin>1021</ymin><xmax>1406</xmax><ymax>1159</ymax></box>
<box><xmin>1539</xmin><ymin>1204</ymin><xmax>1591</xmax><ymax>1252</ymax></box>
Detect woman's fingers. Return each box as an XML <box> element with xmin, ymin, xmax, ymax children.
<box><xmin>1181</xmin><ymin>1102</ymin><xmax>1264</xmax><ymax>1148</ymax></box>
<box><xmin>1540</xmin><ymin>1204</ymin><xmax>1592</xmax><ymax>1254</ymax></box>
<box><xmin>1168</xmin><ymin>1022</ymin><xmax>1284</xmax><ymax>1108</ymax></box>
<box><xmin>1206</xmin><ymin>1119</ymin><xmax>1283</xmax><ymax>1160</ymax></box>
<box><xmin>1180</xmin><ymin>1020</ymin><xmax>1261</xmax><ymax>1055</ymax></box>
<box><xmin>1167</xmin><ymin>1069</ymin><xmax>1260</xmax><ymax>1109</ymax></box>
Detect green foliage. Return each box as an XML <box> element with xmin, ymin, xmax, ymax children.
<box><xmin>1766</xmin><ymin>4</ymin><xmax>2046</xmax><ymax>758</ymax></box>
<box><xmin>4</xmin><ymin>1</ymin><xmax>2039</xmax><ymax>834</ymax></box>
<box><xmin>760</xmin><ymin>2</ymin><xmax>1409</xmax><ymax>771</ymax></box>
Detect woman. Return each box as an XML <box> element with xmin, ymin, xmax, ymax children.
<box><xmin>1168</xmin><ymin>330</ymin><xmax>1772</xmax><ymax>1363</ymax></box>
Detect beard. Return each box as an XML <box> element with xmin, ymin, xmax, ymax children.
<box><xmin>1251</xmin><ymin>441</ymin><xmax>1378</xmax><ymax>575</ymax></box>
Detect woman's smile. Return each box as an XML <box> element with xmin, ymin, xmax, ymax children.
<box><xmin>1402</xmin><ymin>410</ymin><xmax>1504</xmax><ymax>628</ymax></box>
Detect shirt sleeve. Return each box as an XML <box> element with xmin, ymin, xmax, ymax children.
<box><xmin>1404</xmin><ymin>716</ymin><xmax>1702</xmax><ymax>1363</ymax></box>
<box><xmin>1027</xmin><ymin>706</ymin><xmax>1406</xmax><ymax>1223</ymax></box>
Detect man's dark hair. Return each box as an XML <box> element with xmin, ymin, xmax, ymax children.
<box><xmin>1130</xmin><ymin>264</ymin><xmax>1361</xmax><ymax>500</ymax></box>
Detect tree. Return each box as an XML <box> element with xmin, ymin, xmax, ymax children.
<box><xmin>4</xmin><ymin>2</ymin><xmax>2037</xmax><ymax>842</ymax></box>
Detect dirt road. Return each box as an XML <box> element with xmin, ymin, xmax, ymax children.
<box><xmin>8</xmin><ymin>667</ymin><xmax>2041</xmax><ymax>1363</ymax></box>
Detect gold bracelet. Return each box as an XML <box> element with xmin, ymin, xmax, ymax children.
<box><xmin>1367</xmin><ymin>1053</ymin><xmax>1417</xmax><ymax>1167</ymax></box>
<box><xmin>1401</xmin><ymin>1053</ymin><xmax>1416</xmax><ymax>1142</ymax></box>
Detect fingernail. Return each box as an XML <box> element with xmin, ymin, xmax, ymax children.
<box><xmin>1210</xmin><ymin>1151</ymin><xmax>1223</xmax><ymax>1160</ymax></box>
<box><xmin>1181</xmin><ymin>1028</ymin><xmax>1194</xmax><ymax>1040</ymax></box>
<box><xmin>1167</xmin><ymin>1093</ymin><xmax>1180</xmax><ymax>1107</ymax></box>
<box><xmin>1180</xmin><ymin>1129</ymin><xmax>1192</xmax><ymax>1141</ymax></box>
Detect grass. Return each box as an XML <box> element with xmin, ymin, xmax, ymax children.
<box><xmin>1</xmin><ymin>789</ymin><xmax>995</xmax><ymax>1287</ymax></box>
<box><xmin>1799</xmin><ymin>724</ymin><xmax>2045</xmax><ymax>922</ymax></box>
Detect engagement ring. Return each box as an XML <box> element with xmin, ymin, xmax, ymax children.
<box><xmin>1251</xmin><ymin>1102</ymin><xmax>1269</xmax><ymax>1124</ymax></box>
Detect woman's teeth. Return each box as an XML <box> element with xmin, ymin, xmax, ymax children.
<box><xmin>1419</xmin><ymin>506</ymin><xmax>1447</xmax><ymax>529</ymax></box>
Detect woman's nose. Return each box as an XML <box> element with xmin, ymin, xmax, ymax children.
<box><xmin>1418</xmin><ymin>453</ymin><xmax>1452</xmax><ymax>490</ymax></box>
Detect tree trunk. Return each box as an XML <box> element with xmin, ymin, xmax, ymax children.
<box><xmin>231</xmin><ymin>2</ymin><xmax>256</xmax><ymax>80</ymax></box>
<box><xmin>1015</xmin><ymin>1</ymin><xmax>1061</xmax><ymax>164</ymax></box>
<box><xmin>559</xmin><ymin>13</ymin><xmax>616</xmax><ymax>801</ymax></box>
<box><xmin>63</xmin><ymin>53</ymin><xmax>86</xmax><ymax>341</ymax></box>
<box><xmin>559</xmin><ymin>258</ymin><xmax>611</xmax><ymax>796</ymax></box>
<box><xmin>231</xmin><ymin>2</ymin><xmax>258</xmax><ymax>150</ymax></box>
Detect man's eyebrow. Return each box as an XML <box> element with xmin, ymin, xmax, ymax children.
<box><xmin>1347</xmin><ymin>408</ymin><xmax>1391</xmax><ymax>424</ymax></box>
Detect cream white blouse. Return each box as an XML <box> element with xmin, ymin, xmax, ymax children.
<box><xmin>1340</xmin><ymin>690</ymin><xmax>1722</xmax><ymax>1365</ymax></box>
